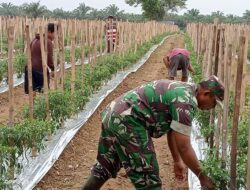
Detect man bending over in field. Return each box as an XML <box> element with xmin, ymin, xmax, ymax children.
<box><xmin>163</xmin><ymin>48</ymin><xmax>195</xmax><ymax>82</ymax></box>
<box><xmin>82</xmin><ymin>75</ymin><xmax>224</xmax><ymax>190</ymax></box>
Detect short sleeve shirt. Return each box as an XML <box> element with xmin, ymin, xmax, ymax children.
<box><xmin>102</xmin><ymin>80</ymin><xmax>198</xmax><ymax>138</ymax></box>
<box><xmin>166</xmin><ymin>48</ymin><xmax>190</xmax><ymax>60</ymax></box>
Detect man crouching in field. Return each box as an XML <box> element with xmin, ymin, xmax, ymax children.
<box><xmin>82</xmin><ymin>75</ymin><xmax>224</xmax><ymax>190</ymax></box>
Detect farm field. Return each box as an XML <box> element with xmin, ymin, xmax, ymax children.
<box><xmin>35</xmin><ymin>34</ymin><xmax>189</xmax><ymax>190</ymax></box>
<box><xmin>1</xmin><ymin>1</ymin><xmax>250</xmax><ymax>190</ymax></box>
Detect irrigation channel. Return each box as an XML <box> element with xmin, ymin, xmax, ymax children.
<box><xmin>32</xmin><ymin>34</ymin><xmax>190</xmax><ymax>190</ymax></box>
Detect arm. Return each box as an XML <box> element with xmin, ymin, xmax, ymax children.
<box><xmin>167</xmin><ymin>131</ymin><xmax>182</xmax><ymax>163</ymax></box>
<box><xmin>163</xmin><ymin>55</ymin><xmax>169</xmax><ymax>68</ymax></box>
<box><xmin>47</xmin><ymin>40</ymin><xmax>54</xmax><ymax>72</ymax></box>
<box><xmin>47</xmin><ymin>40</ymin><xmax>55</xmax><ymax>77</ymax></box>
<box><xmin>173</xmin><ymin>131</ymin><xmax>201</xmax><ymax>175</ymax></box>
<box><xmin>187</xmin><ymin>63</ymin><xmax>195</xmax><ymax>74</ymax></box>
<box><xmin>167</xmin><ymin>131</ymin><xmax>186</xmax><ymax>181</ymax></box>
<box><xmin>173</xmin><ymin>131</ymin><xmax>214</xmax><ymax>189</ymax></box>
<box><xmin>169</xmin><ymin>100</ymin><xmax>214</xmax><ymax>189</ymax></box>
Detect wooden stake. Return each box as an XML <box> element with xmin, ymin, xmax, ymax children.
<box><xmin>39</xmin><ymin>26</ymin><xmax>49</xmax><ymax>118</ymax></box>
<box><xmin>230</xmin><ymin>35</ymin><xmax>246</xmax><ymax>190</ymax></box>
<box><xmin>25</xmin><ymin>25</ymin><xmax>34</xmax><ymax>119</ymax></box>
<box><xmin>247</xmin><ymin>106</ymin><xmax>250</xmax><ymax>190</ymax></box>
<box><xmin>58</xmin><ymin>22</ymin><xmax>65</xmax><ymax>91</ymax></box>
<box><xmin>81</xmin><ymin>21</ymin><xmax>86</xmax><ymax>86</ymax></box>
<box><xmin>221</xmin><ymin>44</ymin><xmax>232</xmax><ymax>162</ymax></box>
<box><xmin>53</xmin><ymin>23</ymin><xmax>58</xmax><ymax>90</ymax></box>
<box><xmin>240</xmin><ymin>32</ymin><xmax>248</xmax><ymax>112</ymax></box>
<box><xmin>99</xmin><ymin>21</ymin><xmax>104</xmax><ymax>62</ymax></box>
<box><xmin>70</xmin><ymin>20</ymin><xmax>76</xmax><ymax>95</ymax></box>
<box><xmin>7</xmin><ymin>25</ymin><xmax>14</xmax><ymax>126</ymax></box>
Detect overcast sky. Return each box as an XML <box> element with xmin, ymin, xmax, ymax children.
<box><xmin>180</xmin><ymin>0</ymin><xmax>250</xmax><ymax>16</ymax></box>
<box><xmin>1</xmin><ymin>0</ymin><xmax>250</xmax><ymax>16</ymax></box>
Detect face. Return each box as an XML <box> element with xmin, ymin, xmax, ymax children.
<box><xmin>196</xmin><ymin>88</ymin><xmax>216</xmax><ymax>110</ymax></box>
<box><xmin>108</xmin><ymin>18</ymin><xmax>113</xmax><ymax>23</ymax></box>
<box><xmin>48</xmin><ymin>31</ymin><xmax>54</xmax><ymax>41</ymax></box>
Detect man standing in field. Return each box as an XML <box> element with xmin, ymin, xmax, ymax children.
<box><xmin>82</xmin><ymin>75</ymin><xmax>224</xmax><ymax>190</ymax></box>
<box><xmin>105</xmin><ymin>15</ymin><xmax>117</xmax><ymax>53</ymax></box>
<box><xmin>163</xmin><ymin>48</ymin><xmax>195</xmax><ymax>82</ymax></box>
<box><xmin>24</xmin><ymin>23</ymin><xmax>55</xmax><ymax>95</ymax></box>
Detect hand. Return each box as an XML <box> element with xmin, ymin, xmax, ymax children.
<box><xmin>173</xmin><ymin>161</ymin><xmax>186</xmax><ymax>181</ymax></box>
<box><xmin>199</xmin><ymin>173</ymin><xmax>214</xmax><ymax>190</ymax></box>
<box><xmin>50</xmin><ymin>71</ymin><xmax>55</xmax><ymax>78</ymax></box>
<box><xmin>163</xmin><ymin>58</ymin><xmax>169</xmax><ymax>68</ymax></box>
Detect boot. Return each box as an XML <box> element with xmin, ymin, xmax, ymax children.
<box><xmin>82</xmin><ymin>174</ymin><xmax>106</xmax><ymax>190</ymax></box>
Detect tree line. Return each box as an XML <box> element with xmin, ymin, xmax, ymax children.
<box><xmin>0</xmin><ymin>2</ymin><xmax>144</xmax><ymax>21</ymax></box>
<box><xmin>125</xmin><ymin>0</ymin><xmax>250</xmax><ymax>28</ymax></box>
<box><xmin>167</xmin><ymin>9</ymin><xmax>250</xmax><ymax>29</ymax></box>
<box><xmin>1</xmin><ymin>1</ymin><xmax>250</xmax><ymax>26</ymax></box>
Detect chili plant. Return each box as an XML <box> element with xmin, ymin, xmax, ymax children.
<box><xmin>0</xmin><ymin>59</ymin><xmax>8</xmax><ymax>82</ymax></box>
<box><xmin>14</xmin><ymin>53</ymin><xmax>27</xmax><ymax>78</ymax></box>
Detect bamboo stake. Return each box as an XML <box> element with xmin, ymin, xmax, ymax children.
<box><xmin>247</xmin><ymin>106</ymin><xmax>250</xmax><ymax>190</ymax></box>
<box><xmin>53</xmin><ymin>23</ymin><xmax>58</xmax><ymax>90</ymax></box>
<box><xmin>105</xmin><ymin>19</ymin><xmax>108</xmax><ymax>54</ymax></box>
<box><xmin>221</xmin><ymin>44</ymin><xmax>232</xmax><ymax>162</ymax></box>
<box><xmin>26</xmin><ymin>25</ymin><xmax>37</xmax><ymax>157</ymax></box>
<box><xmin>7</xmin><ymin>25</ymin><xmax>14</xmax><ymax>126</ymax></box>
<box><xmin>209</xmin><ymin>27</ymin><xmax>221</xmax><ymax>150</ymax></box>
<box><xmin>208</xmin><ymin>110</ymin><xmax>215</xmax><ymax>150</ymax></box>
<box><xmin>25</xmin><ymin>25</ymin><xmax>34</xmax><ymax>119</ymax></box>
<box><xmin>206</xmin><ymin>25</ymin><xmax>216</xmax><ymax>77</ymax></box>
<box><xmin>99</xmin><ymin>21</ymin><xmax>104</xmax><ymax>63</ymax></box>
<box><xmin>0</xmin><ymin>17</ymin><xmax>2</xmax><ymax>57</ymax></box>
<box><xmin>229</xmin><ymin>35</ymin><xmax>246</xmax><ymax>190</ymax></box>
<box><xmin>203</xmin><ymin>26</ymin><xmax>211</xmax><ymax>77</ymax></box>
<box><xmin>240</xmin><ymin>32</ymin><xmax>248</xmax><ymax>112</ymax></box>
<box><xmin>58</xmin><ymin>22</ymin><xmax>65</xmax><ymax>91</ymax></box>
<box><xmin>93</xmin><ymin>25</ymin><xmax>97</xmax><ymax>65</ymax></box>
<box><xmin>218</xmin><ymin>28</ymin><xmax>225</xmax><ymax>81</ymax></box>
<box><xmin>119</xmin><ymin>22</ymin><xmax>124</xmax><ymax>57</ymax></box>
<box><xmin>70</xmin><ymin>20</ymin><xmax>76</xmax><ymax>95</ymax></box>
<box><xmin>89</xmin><ymin>42</ymin><xmax>94</xmax><ymax>86</ymax></box>
<box><xmin>214</xmin><ymin>28</ymin><xmax>221</xmax><ymax>76</ymax></box>
<box><xmin>39</xmin><ymin>26</ymin><xmax>50</xmax><ymax>120</ymax></box>
<box><xmin>110</xmin><ymin>18</ymin><xmax>114</xmax><ymax>53</ymax></box>
<box><xmin>81</xmin><ymin>39</ymin><xmax>85</xmax><ymax>86</ymax></box>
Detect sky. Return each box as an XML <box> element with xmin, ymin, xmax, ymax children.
<box><xmin>1</xmin><ymin>0</ymin><xmax>250</xmax><ymax>16</ymax></box>
<box><xmin>180</xmin><ymin>0</ymin><xmax>250</xmax><ymax>16</ymax></box>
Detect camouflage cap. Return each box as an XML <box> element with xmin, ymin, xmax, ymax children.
<box><xmin>200</xmin><ymin>75</ymin><xmax>225</xmax><ymax>107</ymax></box>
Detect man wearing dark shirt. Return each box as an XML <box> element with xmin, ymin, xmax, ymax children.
<box><xmin>24</xmin><ymin>23</ymin><xmax>55</xmax><ymax>94</ymax></box>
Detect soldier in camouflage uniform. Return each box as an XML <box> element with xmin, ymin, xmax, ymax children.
<box><xmin>82</xmin><ymin>75</ymin><xmax>224</xmax><ymax>190</ymax></box>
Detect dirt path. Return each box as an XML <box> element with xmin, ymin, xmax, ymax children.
<box><xmin>32</xmin><ymin>34</ymin><xmax>189</xmax><ymax>190</ymax></box>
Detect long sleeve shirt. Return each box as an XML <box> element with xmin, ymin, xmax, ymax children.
<box><xmin>31</xmin><ymin>34</ymin><xmax>54</xmax><ymax>72</ymax></box>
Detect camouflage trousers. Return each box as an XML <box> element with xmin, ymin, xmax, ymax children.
<box><xmin>92</xmin><ymin>114</ymin><xmax>162</xmax><ymax>190</ymax></box>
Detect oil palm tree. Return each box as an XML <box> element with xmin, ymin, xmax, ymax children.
<box><xmin>22</xmin><ymin>1</ymin><xmax>48</xmax><ymax>18</ymax></box>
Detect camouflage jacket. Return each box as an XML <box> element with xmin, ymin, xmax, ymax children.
<box><xmin>102</xmin><ymin>80</ymin><xmax>198</xmax><ymax>138</ymax></box>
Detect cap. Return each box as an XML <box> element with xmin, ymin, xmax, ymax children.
<box><xmin>201</xmin><ymin>75</ymin><xmax>225</xmax><ymax>108</ymax></box>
